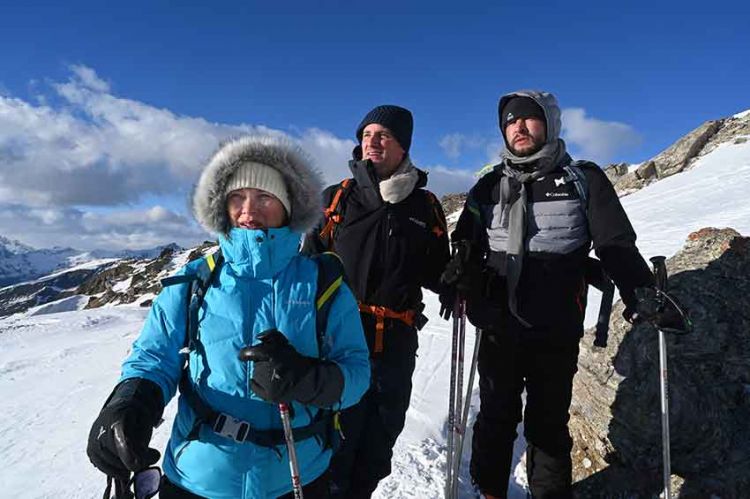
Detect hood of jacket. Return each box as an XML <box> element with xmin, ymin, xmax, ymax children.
<box><xmin>193</xmin><ymin>135</ymin><xmax>324</xmax><ymax>235</ymax></box>
<box><xmin>498</xmin><ymin>89</ymin><xmax>562</xmax><ymax>150</ymax></box>
<box><xmin>498</xmin><ymin>89</ymin><xmax>567</xmax><ymax>170</ymax></box>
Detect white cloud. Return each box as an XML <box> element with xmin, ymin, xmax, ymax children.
<box><xmin>438</xmin><ymin>133</ymin><xmax>465</xmax><ymax>158</ymax></box>
<box><xmin>0</xmin><ymin>65</ymin><xmax>356</xmax><ymax>207</ymax></box>
<box><xmin>561</xmin><ymin>107</ymin><xmax>641</xmax><ymax>165</ymax></box>
<box><xmin>0</xmin><ymin>65</ymin><xmax>357</xmax><ymax>250</ymax></box>
<box><xmin>69</xmin><ymin>64</ymin><xmax>111</xmax><ymax>93</ymax></box>
<box><xmin>421</xmin><ymin>165</ymin><xmax>477</xmax><ymax>196</ymax></box>
<box><xmin>438</xmin><ymin>132</ymin><xmax>501</xmax><ymax>161</ymax></box>
<box><xmin>0</xmin><ymin>202</ymin><xmax>207</xmax><ymax>251</ymax></box>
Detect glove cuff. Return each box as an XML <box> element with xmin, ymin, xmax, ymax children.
<box><xmin>106</xmin><ymin>378</ymin><xmax>165</xmax><ymax>428</ymax></box>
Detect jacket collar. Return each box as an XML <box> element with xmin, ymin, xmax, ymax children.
<box><xmin>347</xmin><ymin>156</ymin><xmax>428</xmax><ymax>208</ymax></box>
<box><xmin>218</xmin><ymin>227</ymin><xmax>299</xmax><ymax>279</ymax></box>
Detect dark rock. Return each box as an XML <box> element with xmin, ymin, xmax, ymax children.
<box><xmin>613</xmin><ymin>172</ymin><xmax>645</xmax><ymax>196</ymax></box>
<box><xmin>603</xmin><ymin>162</ymin><xmax>630</xmax><ymax>185</ymax></box>
<box><xmin>571</xmin><ymin>228</ymin><xmax>750</xmax><ymax>497</ymax></box>
<box><xmin>0</xmin><ymin>268</ymin><xmax>99</xmax><ymax>317</ymax></box>
<box><xmin>634</xmin><ymin>160</ymin><xmax>657</xmax><ymax>181</ymax></box>
<box><xmin>440</xmin><ymin>193</ymin><xmax>467</xmax><ymax>218</ymax></box>
<box><xmin>651</xmin><ymin>120</ymin><xmax>723</xmax><ymax>179</ymax></box>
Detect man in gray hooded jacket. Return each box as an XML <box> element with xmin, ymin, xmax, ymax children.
<box><xmin>443</xmin><ymin>90</ymin><xmax>654</xmax><ymax>498</ymax></box>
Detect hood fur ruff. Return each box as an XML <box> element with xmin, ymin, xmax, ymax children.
<box><xmin>192</xmin><ymin>135</ymin><xmax>324</xmax><ymax>235</ymax></box>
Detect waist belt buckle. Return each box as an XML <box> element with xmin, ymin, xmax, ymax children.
<box><xmin>213</xmin><ymin>413</ymin><xmax>250</xmax><ymax>443</ymax></box>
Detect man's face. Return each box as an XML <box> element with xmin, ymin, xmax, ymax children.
<box><xmin>226</xmin><ymin>188</ymin><xmax>287</xmax><ymax>229</ymax></box>
<box><xmin>361</xmin><ymin>123</ymin><xmax>405</xmax><ymax>179</ymax></box>
<box><xmin>504</xmin><ymin>117</ymin><xmax>547</xmax><ymax>157</ymax></box>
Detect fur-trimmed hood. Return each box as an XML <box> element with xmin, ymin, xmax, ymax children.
<box><xmin>192</xmin><ymin>135</ymin><xmax>324</xmax><ymax>235</ymax></box>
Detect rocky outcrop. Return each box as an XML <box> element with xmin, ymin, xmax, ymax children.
<box><xmin>0</xmin><ymin>268</ymin><xmax>99</xmax><ymax>317</ymax></box>
<box><xmin>610</xmin><ymin>120</ymin><xmax>723</xmax><ymax>194</ymax></box>
<box><xmin>698</xmin><ymin>113</ymin><xmax>750</xmax><ymax>159</ymax></box>
<box><xmin>603</xmin><ymin>162</ymin><xmax>629</xmax><ymax>185</ymax></box>
<box><xmin>571</xmin><ymin>228</ymin><xmax>750</xmax><ymax>497</ymax></box>
<box><xmin>440</xmin><ymin>193</ymin><xmax>466</xmax><ymax>218</ymax></box>
<box><xmin>0</xmin><ymin>242</ymin><xmax>218</xmax><ymax>317</ymax></box>
<box><xmin>608</xmin><ymin>111</ymin><xmax>749</xmax><ymax>197</ymax></box>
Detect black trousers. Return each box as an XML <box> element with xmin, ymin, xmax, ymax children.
<box><xmin>469</xmin><ymin>325</ymin><xmax>580</xmax><ymax>499</ymax></box>
<box><xmin>159</xmin><ymin>470</ymin><xmax>330</xmax><ymax>499</ymax></box>
<box><xmin>328</xmin><ymin>321</ymin><xmax>418</xmax><ymax>499</ymax></box>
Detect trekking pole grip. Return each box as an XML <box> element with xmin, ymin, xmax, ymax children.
<box><xmin>649</xmin><ymin>256</ymin><xmax>668</xmax><ymax>292</ymax></box>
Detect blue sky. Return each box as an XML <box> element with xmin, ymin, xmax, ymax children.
<box><xmin>0</xmin><ymin>0</ymin><xmax>748</xmax><ymax>250</ymax></box>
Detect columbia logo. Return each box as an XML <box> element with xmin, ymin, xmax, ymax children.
<box><xmin>409</xmin><ymin>217</ymin><xmax>427</xmax><ymax>228</ymax></box>
<box><xmin>287</xmin><ymin>299</ymin><xmax>312</xmax><ymax>306</ymax></box>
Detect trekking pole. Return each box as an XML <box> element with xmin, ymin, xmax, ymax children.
<box><xmin>279</xmin><ymin>403</ymin><xmax>304</xmax><ymax>499</ymax></box>
<box><xmin>454</xmin><ymin>298</ymin><xmax>466</xmax><ymax>470</ymax></box>
<box><xmin>450</xmin><ymin>299</ymin><xmax>467</xmax><ymax>499</ymax></box>
<box><xmin>444</xmin><ymin>297</ymin><xmax>461</xmax><ymax>499</ymax></box>
<box><xmin>452</xmin><ymin>324</ymin><xmax>481</xmax><ymax>499</ymax></box>
<box><xmin>594</xmin><ymin>275</ymin><xmax>615</xmax><ymax>348</ymax></box>
<box><xmin>650</xmin><ymin>256</ymin><xmax>671</xmax><ymax>499</ymax></box>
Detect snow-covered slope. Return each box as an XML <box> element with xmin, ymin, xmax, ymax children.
<box><xmin>0</xmin><ymin>138</ymin><xmax>748</xmax><ymax>498</ymax></box>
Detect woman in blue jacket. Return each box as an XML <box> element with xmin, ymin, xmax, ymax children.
<box><xmin>87</xmin><ymin>136</ymin><xmax>371</xmax><ymax>498</ymax></box>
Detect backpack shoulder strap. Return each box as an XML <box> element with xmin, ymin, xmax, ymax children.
<box><xmin>563</xmin><ymin>161</ymin><xmax>591</xmax><ymax>209</ymax></box>
<box><xmin>424</xmin><ymin>190</ymin><xmax>447</xmax><ymax>238</ymax></box>
<box><xmin>319</xmin><ymin>179</ymin><xmax>354</xmax><ymax>249</ymax></box>
<box><xmin>161</xmin><ymin>248</ymin><xmax>223</xmax><ymax>352</ymax></box>
<box><xmin>312</xmin><ymin>251</ymin><xmax>345</xmax><ymax>358</ymax></box>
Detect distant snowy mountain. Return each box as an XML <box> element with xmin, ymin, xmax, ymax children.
<box><xmin>0</xmin><ymin>236</ymin><xmax>80</xmax><ymax>287</ymax></box>
<box><xmin>0</xmin><ymin>235</ymin><xmax>35</xmax><ymax>256</ymax></box>
<box><xmin>0</xmin><ymin>243</ymin><xmax>201</xmax><ymax>318</ymax></box>
<box><xmin>0</xmin><ymin>238</ymin><xmax>184</xmax><ymax>288</ymax></box>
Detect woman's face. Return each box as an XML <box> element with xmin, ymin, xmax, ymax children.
<box><xmin>226</xmin><ymin>188</ymin><xmax>287</xmax><ymax>229</ymax></box>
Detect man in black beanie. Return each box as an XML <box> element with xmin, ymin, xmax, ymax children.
<box><xmin>303</xmin><ymin>105</ymin><xmax>450</xmax><ymax>498</ymax></box>
<box><xmin>441</xmin><ymin>90</ymin><xmax>655</xmax><ymax>498</ymax></box>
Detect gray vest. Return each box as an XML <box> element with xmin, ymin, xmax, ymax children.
<box><xmin>487</xmin><ymin>165</ymin><xmax>590</xmax><ymax>260</ymax></box>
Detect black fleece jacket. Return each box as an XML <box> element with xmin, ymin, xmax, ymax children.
<box><xmin>452</xmin><ymin>161</ymin><xmax>653</xmax><ymax>333</ymax></box>
<box><xmin>303</xmin><ymin>159</ymin><xmax>449</xmax><ymax>313</ymax></box>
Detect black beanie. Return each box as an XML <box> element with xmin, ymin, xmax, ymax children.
<box><xmin>500</xmin><ymin>96</ymin><xmax>546</xmax><ymax>131</ymax></box>
<box><xmin>356</xmin><ymin>105</ymin><xmax>414</xmax><ymax>152</ymax></box>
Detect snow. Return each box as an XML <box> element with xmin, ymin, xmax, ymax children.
<box><xmin>733</xmin><ymin>108</ymin><xmax>750</xmax><ymax>119</ymax></box>
<box><xmin>111</xmin><ymin>276</ymin><xmax>133</xmax><ymax>293</ymax></box>
<box><xmin>445</xmin><ymin>209</ymin><xmax>462</xmax><ymax>226</ymax></box>
<box><xmin>1</xmin><ymin>138</ymin><xmax>749</xmax><ymax>498</ymax></box>
<box><xmin>26</xmin><ymin>295</ymin><xmax>91</xmax><ymax>316</ymax></box>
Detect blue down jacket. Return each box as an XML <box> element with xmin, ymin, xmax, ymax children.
<box><xmin>121</xmin><ymin>227</ymin><xmax>370</xmax><ymax>498</ymax></box>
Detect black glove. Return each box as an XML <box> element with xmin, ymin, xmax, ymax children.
<box><xmin>239</xmin><ymin>329</ymin><xmax>344</xmax><ymax>407</ymax></box>
<box><xmin>439</xmin><ymin>285</ymin><xmax>457</xmax><ymax>321</ymax></box>
<box><xmin>624</xmin><ymin>287</ymin><xmax>691</xmax><ymax>333</ymax></box>
<box><xmin>441</xmin><ymin>241</ymin><xmax>477</xmax><ymax>291</ymax></box>
<box><xmin>87</xmin><ymin>378</ymin><xmax>164</xmax><ymax>479</ymax></box>
<box><xmin>440</xmin><ymin>241</ymin><xmax>484</xmax><ymax>321</ymax></box>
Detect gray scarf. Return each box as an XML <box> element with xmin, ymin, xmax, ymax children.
<box><xmin>379</xmin><ymin>156</ymin><xmax>420</xmax><ymax>204</ymax></box>
<box><xmin>500</xmin><ymin>138</ymin><xmax>567</xmax><ymax>327</ymax></box>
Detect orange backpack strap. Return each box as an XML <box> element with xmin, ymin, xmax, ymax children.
<box><xmin>426</xmin><ymin>191</ymin><xmax>447</xmax><ymax>238</ymax></box>
<box><xmin>319</xmin><ymin>178</ymin><xmax>352</xmax><ymax>249</ymax></box>
<box><xmin>357</xmin><ymin>303</ymin><xmax>416</xmax><ymax>354</ymax></box>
